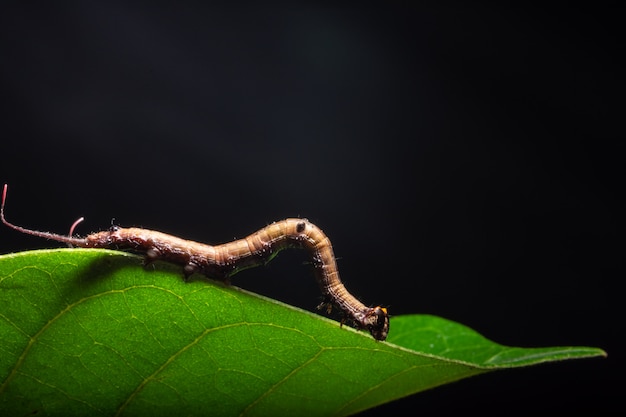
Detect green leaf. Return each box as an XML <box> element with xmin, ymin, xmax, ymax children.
<box><xmin>0</xmin><ymin>249</ymin><xmax>605</xmax><ymax>416</ymax></box>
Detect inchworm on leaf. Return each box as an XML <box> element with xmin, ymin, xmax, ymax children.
<box><xmin>1</xmin><ymin>184</ymin><xmax>389</xmax><ymax>341</ymax></box>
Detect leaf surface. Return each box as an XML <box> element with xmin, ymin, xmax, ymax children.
<box><xmin>0</xmin><ymin>249</ymin><xmax>605</xmax><ymax>416</ymax></box>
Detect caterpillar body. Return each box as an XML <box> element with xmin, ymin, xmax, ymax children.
<box><xmin>1</xmin><ymin>184</ymin><xmax>389</xmax><ymax>340</ymax></box>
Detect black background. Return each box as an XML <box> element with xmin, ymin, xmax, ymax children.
<box><xmin>1</xmin><ymin>3</ymin><xmax>622</xmax><ymax>414</ymax></box>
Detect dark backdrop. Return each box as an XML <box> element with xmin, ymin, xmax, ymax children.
<box><xmin>1</xmin><ymin>4</ymin><xmax>621</xmax><ymax>414</ymax></box>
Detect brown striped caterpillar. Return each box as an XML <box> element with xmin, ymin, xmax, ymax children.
<box><xmin>1</xmin><ymin>184</ymin><xmax>389</xmax><ymax>341</ymax></box>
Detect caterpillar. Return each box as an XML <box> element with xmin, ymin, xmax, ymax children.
<box><xmin>1</xmin><ymin>184</ymin><xmax>389</xmax><ymax>341</ymax></box>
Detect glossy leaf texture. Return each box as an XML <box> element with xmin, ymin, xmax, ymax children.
<box><xmin>0</xmin><ymin>249</ymin><xmax>605</xmax><ymax>416</ymax></box>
